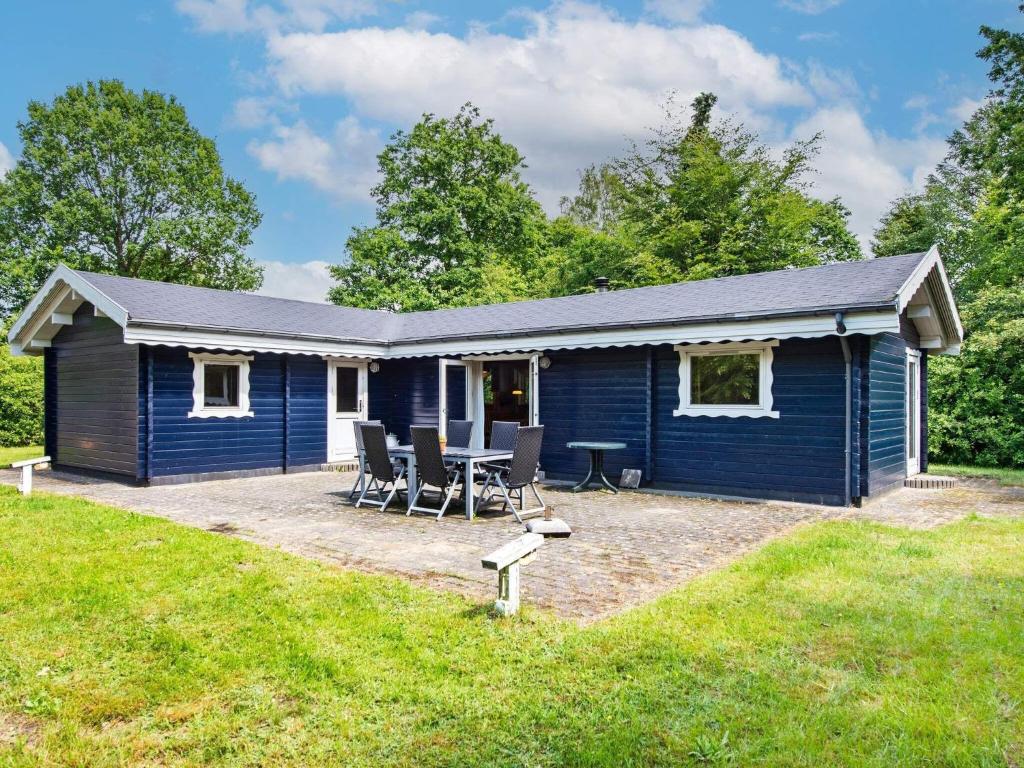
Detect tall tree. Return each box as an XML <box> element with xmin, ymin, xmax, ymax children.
<box><xmin>329</xmin><ymin>104</ymin><xmax>548</xmax><ymax>311</ymax></box>
<box><xmin>553</xmin><ymin>92</ymin><xmax>862</xmax><ymax>293</ymax></box>
<box><xmin>0</xmin><ymin>80</ymin><xmax>263</xmax><ymax>318</ymax></box>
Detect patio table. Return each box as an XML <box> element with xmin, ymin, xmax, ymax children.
<box><xmin>566</xmin><ymin>441</ymin><xmax>627</xmax><ymax>493</ymax></box>
<box><xmin>389</xmin><ymin>445</ymin><xmax>515</xmax><ymax>520</ymax></box>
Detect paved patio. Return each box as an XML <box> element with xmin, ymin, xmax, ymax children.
<box><xmin>2</xmin><ymin>467</ymin><xmax>1022</xmax><ymax>621</ymax></box>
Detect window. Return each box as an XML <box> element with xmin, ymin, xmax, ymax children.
<box><xmin>335</xmin><ymin>366</ymin><xmax>359</xmax><ymax>413</ymax></box>
<box><xmin>188</xmin><ymin>352</ymin><xmax>254</xmax><ymax>418</ymax></box>
<box><xmin>673</xmin><ymin>341</ymin><xmax>779</xmax><ymax>418</ymax></box>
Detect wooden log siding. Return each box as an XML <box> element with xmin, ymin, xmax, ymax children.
<box><xmin>538</xmin><ymin>348</ymin><xmax>649</xmax><ymax>485</ymax></box>
<box><xmin>147</xmin><ymin>347</ymin><xmax>286</xmax><ymax>478</ymax></box>
<box><xmin>51</xmin><ymin>306</ymin><xmax>139</xmax><ymax>477</ymax></box>
<box><xmin>654</xmin><ymin>338</ymin><xmax>849</xmax><ymax>505</ymax></box>
<box><xmin>368</xmin><ymin>358</ymin><xmax>445</xmax><ymax>444</ymax></box>
<box><xmin>285</xmin><ymin>356</ymin><xmax>327</xmax><ymax>470</ymax></box>
<box><xmin>43</xmin><ymin>347</ymin><xmax>58</xmax><ymax>462</ymax></box>
<box><xmin>862</xmin><ymin>332</ymin><xmax>909</xmax><ymax>496</ymax></box>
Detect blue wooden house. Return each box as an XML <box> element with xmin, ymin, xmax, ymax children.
<box><xmin>7</xmin><ymin>247</ymin><xmax>962</xmax><ymax>506</ymax></box>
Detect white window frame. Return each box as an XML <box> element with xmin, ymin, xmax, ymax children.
<box><xmin>673</xmin><ymin>340</ymin><xmax>779</xmax><ymax>419</ymax></box>
<box><xmin>188</xmin><ymin>352</ymin><xmax>254</xmax><ymax>419</ymax></box>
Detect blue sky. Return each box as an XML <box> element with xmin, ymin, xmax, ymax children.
<box><xmin>1</xmin><ymin>0</ymin><xmax>1019</xmax><ymax>302</ymax></box>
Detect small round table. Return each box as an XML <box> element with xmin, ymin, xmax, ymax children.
<box><xmin>566</xmin><ymin>441</ymin><xmax>627</xmax><ymax>493</ymax></box>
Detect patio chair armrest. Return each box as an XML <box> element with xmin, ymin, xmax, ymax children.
<box><xmin>478</xmin><ymin>462</ymin><xmax>509</xmax><ymax>474</ymax></box>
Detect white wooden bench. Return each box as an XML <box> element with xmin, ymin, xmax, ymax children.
<box><xmin>481</xmin><ymin>533</ymin><xmax>544</xmax><ymax>616</ymax></box>
<box><xmin>10</xmin><ymin>456</ymin><xmax>51</xmax><ymax>496</ymax></box>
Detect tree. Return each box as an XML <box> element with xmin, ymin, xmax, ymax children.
<box><xmin>0</xmin><ymin>320</ymin><xmax>43</xmax><ymax>447</ymax></box>
<box><xmin>0</xmin><ymin>80</ymin><xmax>263</xmax><ymax>318</ymax></box>
<box><xmin>871</xmin><ymin>196</ymin><xmax>942</xmax><ymax>257</ymax></box>
<box><xmin>556</xmin><ymin>92</ymin><xmax>862</xmax><ymax>289</ymax></box>
<box><xmin>928</xmin><ymin>281</ymin><xmax>1024</xmax><ymax>467</ymax></box>
<box><xmin>329</xmin><ymin>104</ymin><xmax>548</xmax><ymax>311</ymax></box>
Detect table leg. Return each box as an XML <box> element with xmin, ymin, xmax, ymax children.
<box><xmin>571</xmin><ymin>450</ymin><xmax>597</xmax><ymax>492</ymax></box>
<box><xmin>464</xmin><ymin>457</ymin><xmax>475</xmax><ymax>519</ymax></box>
<box><xmin>406</xmin><ymin>455</ymin><xmax>418</xmax><ymax>509</ymax></box>
<box><xmin>594</xmin><ymin>450</ymin><xmax>617</xmax><ymax>493</ymax></box>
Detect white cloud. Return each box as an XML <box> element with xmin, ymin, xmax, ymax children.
<box><xmin>404</xmin><ymin>10</ymin><xmax>442</xmax><ymax>30</ymax></box>
<box><xmin>779</xmin><ymin>0</ymin><xmax>842</xmax><ymax>14</ymax></box>
<box><xmin>256</xmin><ymin>259</ymin><xmax>333</xmax><ymax>302</ymax></box>
<box><xmin>949</xmin><ymin>96</ymin><xmax>983</xmax><ymax>123</ymax></box>
<box><xmin>177</xmin><ymin>0</ymin><xmax>377</xmax><ymax>33</ymax></box>
<box><xmin>797</xmin><ymin>30</ymin><xmax>837</xmax><ymax>42</ymax></box>
<box><xmin>264</xmin><ymin>2</ymin><xmax>811</xmax><ymax>207</ymax></box>
<box><xmin>0</xmin><ymin>141</ymin><xmax>13</xmax><ymax>177</ymax></box>
<box><xmin>791</xmin><ymin>106</ymin><xmax>946</xmax><ymax>249</ymax></box>
<box><xmin>247</xmin><ymin>116</ymin><xmax>381</xmax><ymax>201</ymax></box>
<box><xmin>643</xmin><ymin>0</ymin><xmax>711</xmax><ymax>24</ymax></box>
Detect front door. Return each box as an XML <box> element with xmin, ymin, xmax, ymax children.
<box><xmin>906</xmin><ymin>350</ymin><xmax>922</xmax><ymax>476</ymax></box>
<box><xmin>328</xmin><ymin>360</ymin><xmax>368</xmax><ymax>461</ymax></box>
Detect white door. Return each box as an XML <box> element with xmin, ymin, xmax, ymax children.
<box><xmin>906</xmin><ymin>350</ymin><xmax>922</xmax><ymax>476</ymax></box>
<box><xmin>328</xmin><ymin>360</ymin><xmax>368</xmax><ymax>461</ymax></box>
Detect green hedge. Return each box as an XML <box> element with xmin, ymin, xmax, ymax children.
<box><xmin>0</xmin><ymin>343</ymin><xmax>44</xmax><ymax>448</ymax></box>
<box><xmin>928</xmin><ymin>284</ymin><xmax>1024</xmax><ymax>468</ymax></box>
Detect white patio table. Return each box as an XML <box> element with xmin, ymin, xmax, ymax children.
<box><xmin>389</xmin><ymin>445</ymin><xmax>515</xmax><ymax>520</ymax></box>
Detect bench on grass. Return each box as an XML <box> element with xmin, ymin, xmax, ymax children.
<box><xmin>10</xmin><ymin>456</ymin><xmax>51</xmax><ymax>496</ymax></box>
<box><xmin>481</xmin><ymin>533</ymin><xmax>544</xmax><ymax>616</ymax></box>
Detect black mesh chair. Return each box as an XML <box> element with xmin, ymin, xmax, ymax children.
<box><xmin>355</xmin><ymin>424</ymin><xmax>407</xmax><ymax>512</ymax></box>
<box><xmin>490</xmin><ymin>421</ymin><xmax>520</xmax><ymax>451</ymax></box>
<box><xmin>469</xmin><ymin>420</ymin><xmax>520</xmax><ymax>488</ymax></box>
<box><xmin>478</xmin><ymin>425</ymin><xmax>545</xmax><ymax>523</ymax></box>
<box><xmin>348</xmin><ymin>419</ymin><xmax>382</xmax><ymax>499</ymax></box>
<box><xmin>446</xmin><ymin>420</ymin><xmax>474</xmax><ymax>449</ymax></box>
<box><xmin>408</xmin><ymin>425</ymin><xmax>463</xmax><ymax>520</ymax></box>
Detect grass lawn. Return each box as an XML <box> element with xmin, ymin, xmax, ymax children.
<box><xmin>0</xmin><ymin>446</ymin><xmax>45</xmax><ymax>466</ymax></box>
<box><xmin>0</xmin><ymin>486</ymin><xmax>1021</xmax><ymax>766</ymax></box>
<box><xmin>931</xmin><ymin>463</ymin><xmax>1024</xmax><ymax>487</ymax></box>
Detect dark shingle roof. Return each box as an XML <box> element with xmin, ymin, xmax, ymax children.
<box><xmin>74</xmin><ymin>252</ymin><xmax>926</xmax><ymax>346</ymax></box>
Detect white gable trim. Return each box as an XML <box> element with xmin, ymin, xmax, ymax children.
<box><xmin>895</xmin><ymin>245</ymin><xmax>964</xmax><ymax>353</ymax></box>
<box><xmin>7</xmin><ymin>265</ymin><xmax>129</xmax><ymax>355</ymax></box>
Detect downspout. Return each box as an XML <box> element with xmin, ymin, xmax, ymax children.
<box><xmin>837</xmin><ymin>312</ymin><xmax>852</xmax><ymax>507</ymax></box>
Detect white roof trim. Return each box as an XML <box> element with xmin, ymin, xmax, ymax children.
<box><xmin>122</xmin><ymin>324</ymin><xmax>389</xmax><ymax>358</ymax></box>
<box><xmin>382</xmin><ymin>311</ymin><xmax>899</xmax><ymax>358</ymax></box>
<box><xmin>895</xmin><ymin>245</ymin><xmax>964</xmax><ymax>350</ymax></box>
<box><xmin>7</xmin><ymin>265</ymin><xmax>130</xmax><ymax>355</ymax></box>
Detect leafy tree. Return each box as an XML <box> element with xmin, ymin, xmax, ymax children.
<box><xmin>928</xmin><ymin>282</ymin><xmax>1024</xmax><ymax>467</ymax></box>
<box><xmin>0</xmin><ymin>319</ymin><xmax>43</xmax><ymax>447</ymax></box>
<box><xmin>0</xmin><ymin>80</ymin><xmax>263</xmax><ymax>318</ymax></box>
<box><xmin>329</xmin><ymin>104</ymin><xmax>548</xmax><ymax>311</ymax></box>
<box><xmin>558</xmin><ymin>164</ymin><xmax>626</xmax><ymax>233</ymax></box>
<box><xmin>556</xmin><ymin>93</ymin><xmax>862</xmax><ymax>288</ymax></box>
<box><xmin>871</xmin><ymin>196</ymin><xmax>942</xmax><ymax>257</ymax></box>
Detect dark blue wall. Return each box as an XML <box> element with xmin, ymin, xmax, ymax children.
<box><xmin>538</xmin><ymin>339</ymin><xmax>850</xmax><ymax>505</ymax></box>
<box><xmin>862</xmin><ymin>333</ymin><xmax>909</xmax><ymax>496</ymax></box>
<box><xmin>538</xmin><ymin>347</ymin><xmax>650</xmax><ymax>484</ymax></box>
<box><xmin>286</xmin><ymin>356</ymin><xmax>328</xmax><ymax>469</ymax></box>
<box><xmin>653</xmin><ymin>339</ymin><xmax>848</xmax><ymax>505</ymax></box>
<box><xmin>368</xmin><ymin>358</ymin><xmax>442</xmax><ymax>444</ymax></box>
<box><xmin>145</xmin><ymin>347</ymin><xmax>286</xmax><ymax>478</ymax></box>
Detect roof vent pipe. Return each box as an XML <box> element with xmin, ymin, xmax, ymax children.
<box><xmin>594</xmin><ymin>277</ymin><xmax>610</xmax><ymax>293</ymax></box>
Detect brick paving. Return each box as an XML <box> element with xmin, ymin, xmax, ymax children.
<box><xmin>2</xmin><ymin>467</ymin><xmax>1021</xmax><ymax>621</ymax></box>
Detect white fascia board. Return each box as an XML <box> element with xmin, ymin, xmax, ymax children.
<box><xmin>123</xmin><ymin>324</ymin><xmax>389</xmax><ymax>358</ymax></box>
<box><xmin>7</xmin><ymin>265</ymin><xmax>130</xmax><ymax>354</ymax></box>
<box><xmin>382</xmin><ymin>310</ymin><xmax>899</xmax><ymax>358</ymax></box>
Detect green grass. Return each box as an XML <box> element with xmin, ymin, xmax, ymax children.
<box><xmin>931</xmin><ymin>463</ymin><xmax>1024</xmax><ymax>487</ymax></box>
<box><xmin>1</xmin><ymin>486</ymin><xmax>1021</xmax><ymax>766</ymax></box>
<box><xmin>0</xmin><ymin>445</ymin><xmax>45</xmax><ymax>466</ymax></box>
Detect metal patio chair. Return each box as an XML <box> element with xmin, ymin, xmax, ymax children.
<box><xmin>478</xmin><ymin>425</ymin><xmax>546</xmax><ymax>523</ymax></box>
<box><xmin>446</xmin><ymin>419</ymin><xmax>474</xmax><ymax>449</ymax></box>
<box><xmin>354</xmin><ymin>424</ymin><xmax>407</xmax><ymax>512</ymax></box>
<box><xmin>408</xmin><ymin>425</ymin><xmax>464</xmax><ymax>521</ymax></box>
<box><xmin>347</xmin><ymin>419</ymin><xmax>382</xmax><ymax>499</ymax></box>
